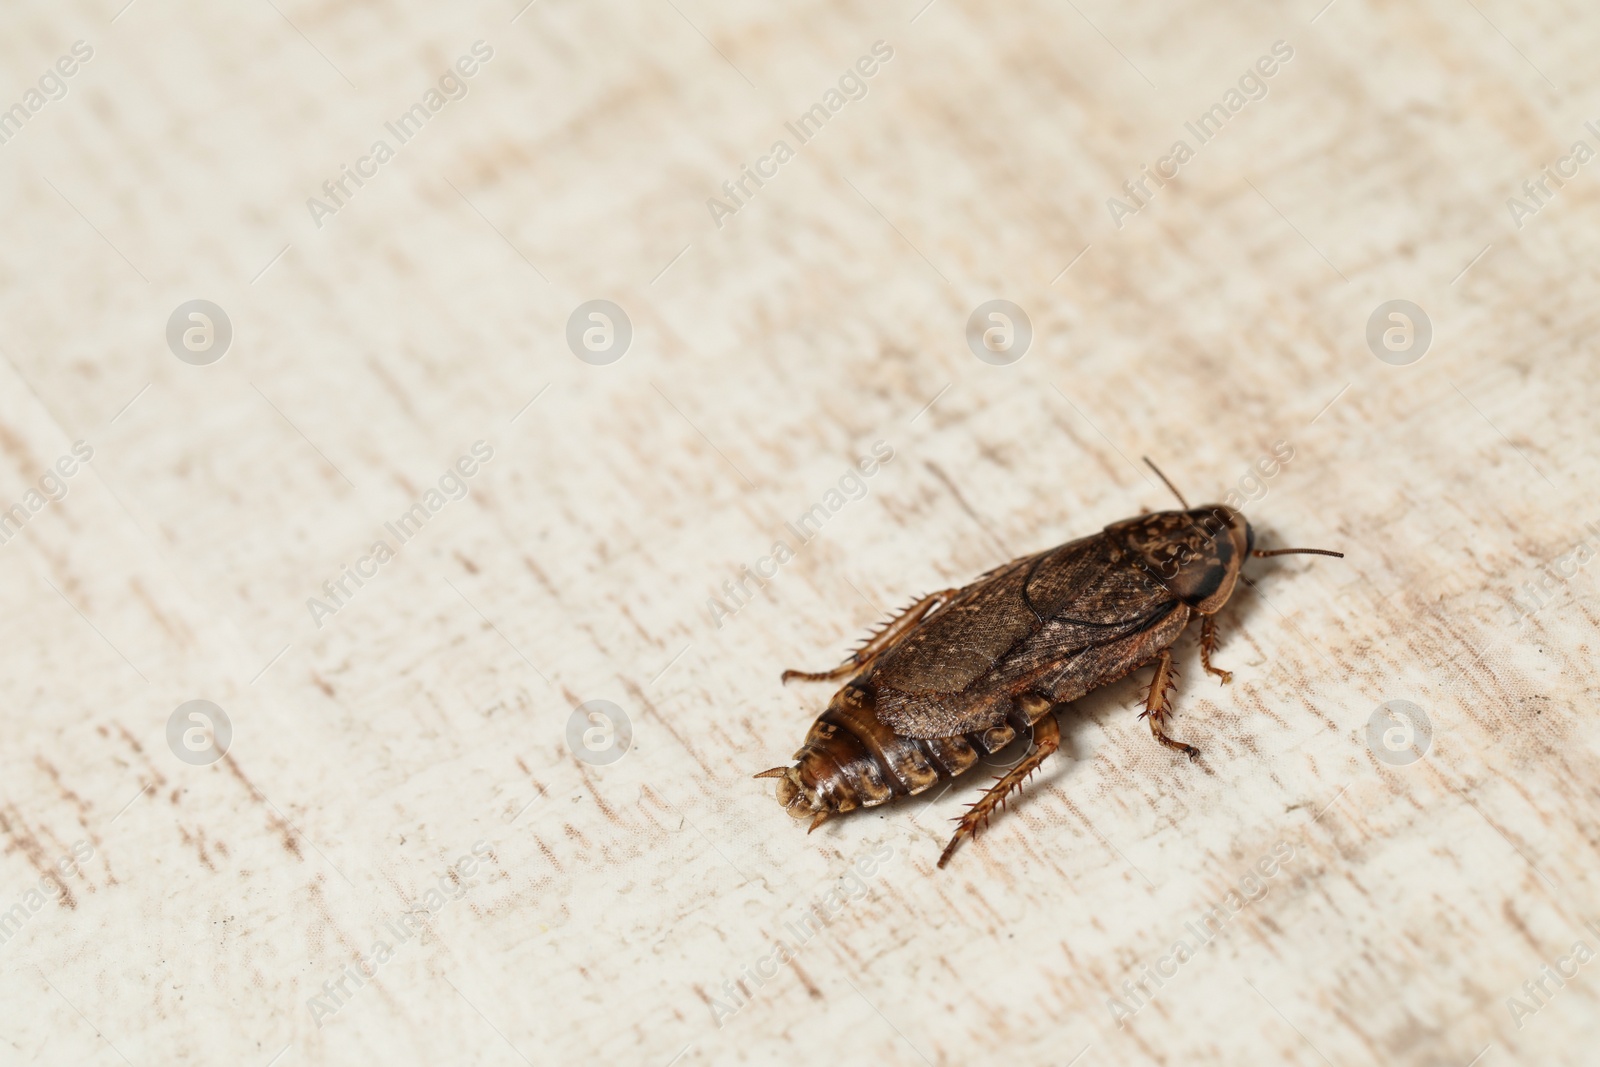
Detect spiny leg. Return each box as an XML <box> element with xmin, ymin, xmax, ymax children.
<box><xmin>1199</xmin><ymin>615</ymin><xmax>1231</xmax><ymax>684</ymax></box>
<box><xmin>782</xmin><ymin>589</ymin><xmax>959</xmax><ymax>684</ymax></box>
<box><xmin>937</xmin><ymin>713</ymin><xmax>1060</xmax><ymax>869</ymax></box>
<box><xmin>1141</xmin><ymin>648</ymin><xmax>1199</xmax><ymax>761</ymax></box>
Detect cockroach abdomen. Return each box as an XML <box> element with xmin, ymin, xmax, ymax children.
<box><xmin>919</xmin><ymin>735</ymin><xmax>979</xmax><ymax>777</ymax></box>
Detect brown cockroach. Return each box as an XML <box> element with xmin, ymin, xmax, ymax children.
<box><xmin>756</xmin><ymin>461</ymin><xmax>1342</xmax><ymax>868</ymax></box>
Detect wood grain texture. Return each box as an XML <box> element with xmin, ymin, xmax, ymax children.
<box><xmin>1</xmin><ymin>0</ymin><xmax>1597</xmax><ymax>1064</ymax></box>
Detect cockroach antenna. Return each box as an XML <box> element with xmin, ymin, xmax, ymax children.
<box><xmin>1142</xmin><ymin>456</ymin><xmax>1190</xmax><ymax>509</ymax></box>
<box><xmin>1253</xmin><ymin>547</ymin><xmax>1345</xmax><ymax>558</ymax></box>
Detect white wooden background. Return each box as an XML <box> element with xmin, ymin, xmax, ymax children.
<box><xmin>1</xmin><ymin>0</ymin><xmax>1598</xmax><ymax>1064</ymax></box>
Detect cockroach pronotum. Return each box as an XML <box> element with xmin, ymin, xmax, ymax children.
<box><xmin>757</xmin><ymin>460</ymin><xmax>1342</xmax><ymax>868</ymax></box>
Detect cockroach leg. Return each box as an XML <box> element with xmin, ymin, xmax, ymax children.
<box><xmin>937</xmin><ymin>713</ymin><xmax>1060</xmax><ymax>869</ymax></box>
<box><xmin>781</xmin><ymin>589</ymin><xmax>959</xmax><ymax>684</ymax></box>
<box><xmin>1141</xmin><ymin>649</ymin><xmax>1199</xmax><ymax>761</ymax></box>
<box><xmin>1199</xmin><ymin>615</ymin><xmax>1232</xmax><ymax>685</ymax></box>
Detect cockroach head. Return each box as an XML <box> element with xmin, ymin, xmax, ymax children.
<box><xmin>1107</xmin><ymin>505</ymin><xmax>1252</xmax><ymax>612</ymax></box>
<box><xmin>1221</xmin><ymin>505</ymin><xmax>1256</xmax><ymax>557</ymax></box>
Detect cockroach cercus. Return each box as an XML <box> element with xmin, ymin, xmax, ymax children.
<box><xmin>757</xmin><ymin>460</ymin><xmax>1342</xmax><ymax>868</ymax></box>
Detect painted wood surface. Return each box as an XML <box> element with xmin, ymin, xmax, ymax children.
<box><xmin>0</xmin><ymin>0</ymin><xmax>1597</xmax><ymax>1064</ymax></box>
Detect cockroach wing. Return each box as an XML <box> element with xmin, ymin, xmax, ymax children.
<box><xmin>867</xmin><ymin>548</ymin><xmax>1052</xmax><ymax>696</ymax></box>
<box><xmin>868</xmin><ymin>535</ymin><xmax>1177</xmax><ymax>738</ymax></box>
<box><xmin>985</xmin><ymin>601</ymin><xmax>1189</xmax><ymax>704</ymax></box>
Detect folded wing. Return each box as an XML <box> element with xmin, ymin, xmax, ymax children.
<box><xmin>868</xmin><ymin>536</ymin><xmax>1180</xmax><ymax>738</ymax></box>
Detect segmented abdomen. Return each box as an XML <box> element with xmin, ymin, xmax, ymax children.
<box><xmin>790</xmin><ymin>683</ymin><xmax>1034</xmax><ymax>814</ymax></box>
